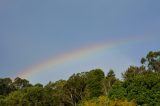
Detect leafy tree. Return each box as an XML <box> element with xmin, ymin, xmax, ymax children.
<box><xmin>0</xmin><ymin>50</ymin><xmax>160</xmax><ymax>106</ymax></box>
<box><xmin>45</xmin><ymin>80</ymin><xmax>68</xmax><ymax>106</ymax></box>
<box><xmin>6</xmin><ymin>90</ymin><xmax>25</xmax><ymax>106</ymax></box>
<box><xmin>105</xmin><ymin>69</ymin><xmax>117</xmax><ymax>95</ymax></box>
<box><xmin>6</xmin><ymin>86</ymin><xmax>54</xmax><ymax>106</ymax></box>
<box><xmin>34</xmin><ymin>83</ymin><xmax>43</xmax><ymax>88</ymax></box>
<box><xmin>0</xmin><ymin>78</ymin><xmax>15</xmax><ymax>95</ymax></box>
<box><xmin>13</xmin><ymin>77</ymin><xmax>32</xmax><ymax>89</ymax></box>
<box><xmin>84</xmin><ymin>69</ymin><xmax>105</xmax><ymax>99</ymax></box>
<box><xmin>0</xmin><ymin>95</ymin><xmax>7</xmax><ymax>106</ymax></box>
<box><xmin>141</xmin><ymin>51</ymin><xmax>160</xmax><ymax>72</ymax></box>
<box><xmin>122</xmin><ymin>66</ymin><xmax>145</xmax><ymax>80</ymax></box>
<box><xmin>79</xmin><ymin>96</ymin><xmax>137</xmax><ymax>106</ymax></box>
<box><xmin>108</xmin><ymin>80</ymin><xmax>127</xmax><ymax>100</ymax></box>
<box><xmin>110</xmin><ymin>67</ymin><xmax>160</xmax><ymax>105</ymax></box>
<box><xmin>23</xmin><ymin>87</ymin><xmax>49</xmax><ymax>106</ymax></box>
<box><xmin>64</xmin><ymin>72</ymin><xmax>87</xmax><ymax>106</ymax></box>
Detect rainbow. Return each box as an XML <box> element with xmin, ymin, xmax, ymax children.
<box><xmin>17</xmin><ymin>36</ymin><xmax>147</xmax><ymax>79</ymax></box>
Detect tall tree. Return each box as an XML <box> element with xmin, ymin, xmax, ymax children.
<box><xmin>45</xmin><ymin>80</ymin><xmax>69</xmax><ymax>106</ymax></box>
<box><xmin>6</xmin><ymin>86</ymin><xmax>55</xmax><ymax>106</ymax></box>
<box><xmin>122</xmin><ymin>66</ymin><xmax>145</xmax><ymax>80</ymax></box>
<box><xmin>84</xmin><ymin>69</ymin><xmax>105</xmax><ymax>98</ymax></box>
<box><xmin>0</xmin><ymin>78</ymin><xmax>15</xmax><ymax>95</ymax></box>
<box><xmin>13</xmin><ymin>77</ymin><xmax>32</xmax><ymax>89</ymax></box>
<box><xmin>141</xmin><ymin>51</ymin><xmax>160</xmax><ymax>72</ymax></box>
<box><xmin>64</xmin><ymin>72</ymin><xmax>87</xmax><ymax>106</ymax></box>
<box><xmin>105</xmin><ymin>69</ymin><xmax>117</xmax><ymax>95</ymax></box>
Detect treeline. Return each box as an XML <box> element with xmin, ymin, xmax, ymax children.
<box><xmin>0</xmin><ymin>51</ymin><xmax>160</xmax><ymax>106</ymax></box>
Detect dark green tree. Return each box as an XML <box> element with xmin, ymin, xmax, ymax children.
<box><xmin>64</xmin><ymin>72</ymin><xmax>87</xmax><ymax>106</ymax></box>
<box><xmin>13</xmin><ymin>77</ymin><xmax>32</xmax><ymax>89</ymax></box>
<box><xmin>84</xmin><ymin>69</ymin><xmax>105</xmax><ymax>98</ymax></box>
<box><xmin>105</xmin><ymin>69</ymin><xmax>117</xmax><ymax>95</ymax></box>
<box><xmin>141</xmin><ymin>51</ymin><xmax>160</xmax><ymax>72</ymax></box>
<box><xmin>0</xmin><ymin>95</ymin><xmax>7</xmax><ymax>106</ymax></box>
<box><xmin>108</xmin><ymin>80</ymin><xmax>127</xmax><ymax>100</ymax></box>
<box><xmin>6</xmin><ymin>86</ymin><xmax>54</xmax><ymax>106</ymax></box>
<box><xmin>122</xmin><ymin>66</ymin><xmax>145</xmax><ymax>80</ymax></box>
<box><xmin>34</xmin><ymin>83</ymin><xmax>43</xmax><ymax>88</ymax></box>
<box><xmin>110</xmin><ymin>66</ymin><xmax>160</xmax><ymax>105</ymax></box>
<box><xmin>45</xmin><ymin>80</ymin><xmax>68</xmax><ymax>106</ymax></box>
<box><xmin>0</xmin><ymin>78</ymin><xmax>15</xmax><ymax>95</ymax></box>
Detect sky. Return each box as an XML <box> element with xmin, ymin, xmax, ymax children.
<box><xmin>0</xmin><ymin>0</ymin><xmax>160</xmax><ymax>84</ymax></box>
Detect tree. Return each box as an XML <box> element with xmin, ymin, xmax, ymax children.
<box><xmin>0</xmin><ymin>50</ymin><xmax>160</xmax><ymax>106</ymax></box>
<box><xmin>79</xmin><ymin>96</ymin><xmax>137</xmax><ymax>106</ymax></box>
<box><xmin>23</xmin><ymin>87</ymin><xmax>47</xmax><ymax>106</ymax></box>
<box><xmin>0</xmin><ymin>95</ymin><xmax>7</xmax><ymax>106</ymax></box>
<box><xmin>105</xmin><ymin>69</ymin><xmax>117</xmax><ymax>95</ymax></box>
<box><xmin>6</xmin><ymin>86</ymin><xmax>55</xmax><ymax>106</ymax></box>
<box><xmin>45</xmin><ymin>80</ymin><xmax>68</xmax><ymax>106</ymax></box>
<box><xmin>13</xmin><ymin>77</ymin><xmax>32</xmax><ymax>89</ymax></box>
<box><xmin>110</xmin><ymin>68</ymin><xmax>160</xmax><ymax>105</ymax></box>
<box><xmin>63</xmin><ymin>72</ymin><xmax>87</xmax><ymax>106</ymax></box>
<box><xmin>0</xmin><ymin>78</ymin><xmax>15</xmax><ymax>95</ymax></box>
<box><xmin>34</xmin><ymin>83</ymin><xmax>43</xmax><ymax>88</ymax></box>
<box><xmin>108</xmin><ymin>80</ymin><xmax>127</xmax><ymax>100</ymax></box>
<box><xmin>141</xmin><ymin>51</ymin><xmax>160</xmax><ymax>72</ymax></box>
<box><xmin>84</xmin><ymin>69</ymin><xmax>105</xmax><ymax>99</ymax></box>
<box><xmin>122</xmin><ymin>66</ymin><xmax>145</xmax><ymax>80</ymax></box>
<box><xmin>125</xmin><ymin>72</ymin><xmax>160</xmax><ymax>105</ymax></box>
<box><xmin>5</xmin><ymin>90</ymin><xmax>25</xmax><ymax>106</ymax></box>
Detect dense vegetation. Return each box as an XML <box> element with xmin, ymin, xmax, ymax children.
<box><xmin>0</xmin><ymin>51</ymin><xmax>160</xmax><ymax>106</ymax></box>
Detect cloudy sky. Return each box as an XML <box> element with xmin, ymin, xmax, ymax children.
<box><xmin>0</xmin><ymin>0</ymin><xmax>160</xmax><ymax>84</ymax></box>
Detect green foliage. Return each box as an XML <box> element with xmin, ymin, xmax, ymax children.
<box><xmin>122</xmin><ymin>66</ymin><xmax>145</xmax><ymax>80</ymax></box>
<box><xmin>110</xmin><ymin>68</ymin><xmax>160</xmax><ymax>105</ymax></box>
<box><xmin>127</xmin><ymin>72</ymin><xmax>160</xmax><ymax>105</ymax></box>
<box><xmin>0</xmin><ymin>50</ymin><xmax>160</xmax><ymax>106</ymax></box>
<box><xmin>6</xmin><ymin>90</ymin><xmax>25</xmax><ymax>106</ymax></box>
<box><xmin>0</xmin><ymin>95</ymin><xmax>7</xmax><ymax>106</ymax></box>
<box><xmin>105</xmin><ymin>69</ymin><xmax>117</xmax><ymax>95</ymax></box>
<box><xmin>85</xmin><ymin>69</ymin><xmax>105</xmax><ymax>98</ymax></box>
<box><xmin>13</xmin><ymin>77</ymin><xmax>32</xmax><ymax>89</ymax></box>
<box><xmin>64</xmin><ymin>72</ymin><xmax>87</xmax><ymax>105</ymax></box>
<box><xmin>45</xmin><ymin>80</ymin><xmax>69</xmax><ymax>106</ymax></box>
<box><xmin>141</xmin><ymin>51</ymin><xmax>160</xmax><ymax>72</ymax></box>
<box><xmin>108</xmin><ymin>81</ymin><xmax>127</xmax><ymax>100</ymax></box>
<box><xmin>108</xmin><ymin>51</ymin><xmax>160</xmax><ymax>105</ymax></box>
<box><xmin>79</xmin><ymin>96</ymin><xmax>137</xmax><ymax>106</ymax></box>
<box><xmin>34</xmin><ymin>83</ymin><xmax>43</xmax><ymax>87</ymax></box>
<box><xmin>5</xmin><ymin>86</ymin><xmax>54</xmax><ymax>106</ymax></box>
<box><xmin>0</xmin><ymin>78</ymin><xmax>15</xmax><ymax>95</ymax></box>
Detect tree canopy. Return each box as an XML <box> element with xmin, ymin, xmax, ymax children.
<box><xmin>0</xmin><ymin>50</ymin><xmax>160</xmax><ymax>106</ymax></box>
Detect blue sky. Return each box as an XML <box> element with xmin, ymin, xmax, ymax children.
<box><xmin>0</xmin><ymin>0</ymin><xmax>160</xmax><ymax>84</ymax></box>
